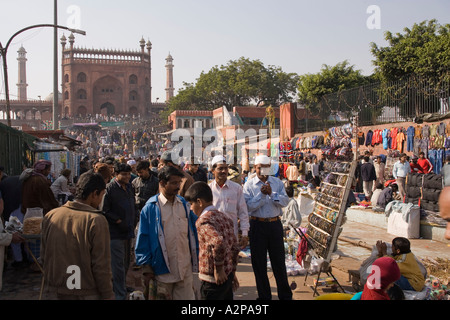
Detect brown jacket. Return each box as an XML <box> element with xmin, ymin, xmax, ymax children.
<box><xmin>41</xmin><ymin>201</ymin><xmax>114</xmax><ymax>299</ymax></box>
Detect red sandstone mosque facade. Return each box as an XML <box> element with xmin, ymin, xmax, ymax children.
<box><xmin>0</xmin><ymin>33</ymin><xmax>172</xmax><ymax>126</ymax></box>
<box><xmin>60</xmin><ymin>33</ymin><xmax>171</xmax><ymax>118</ymax></box>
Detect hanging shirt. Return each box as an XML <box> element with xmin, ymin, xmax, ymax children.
<box><xmin>390</xmin><ymin>128</ymin><xmax>398</xmax><ymax>150</ymax></box>
<box><xmin>396</xmin><ymin>131</ymin><xmax>406</xmax><ymax>152</ymax></box>
<box><xmin>382</xmin><ymin>129</ymin><xmax>390</xmax><ymax>150</ymax></box>
<box><xmin>406</xmin><ymin>126</ymin><xmax>415</xmax><ymax>139</ymax></box>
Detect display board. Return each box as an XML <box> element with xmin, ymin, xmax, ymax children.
<box><xmin>306</xmin><ymin>160</ymin><xmax>357</xmax><ymax>262</ymax></box>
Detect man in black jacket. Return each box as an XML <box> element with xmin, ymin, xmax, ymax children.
<box><xmin>103</xmin><ymin>163</ymin><xmax>137</xmax><ymax>300</ymax></box>
<box><xmin>361</xmin><ymin>156</ymin><xmax>377</xmax><ymax>199</ymax></box>
<box><xmin>132</xmin><ymin>160</ymin><xmax>159</xmax><ymax>211</ymax></box>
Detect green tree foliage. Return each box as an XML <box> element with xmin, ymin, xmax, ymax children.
<box><xmin>371</xmin><ymin>20</ymin><xmax>450</xmax><ymax>117</ymax></box>
<box><xmin>297</xmin><ymin>60</ymin><xmax>371</xmax><ymax>126</ymax></box>
<box><xmin>161</xmin><ymin>57</ymin><xmax>299</xmax><ymax>121</ymax></box>
<box><xmin>371</xmin><ymin>19</ymin><xmax>450</xmax><ymax>81</ymax></box>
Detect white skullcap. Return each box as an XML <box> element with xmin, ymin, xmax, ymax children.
<box><xmin>127</xmin><ymin>159</ymin><xmax>136</xmax><ymax>166</ymax></box>
<box><xmin>211</xmin><ymin>155</ymin><xmax>226</xmax><ymax>166</ymax></box>
<box><xmin>255</xmin><ymin>154</ymin><xmax>271</xmax><ymax>165</ymax></box>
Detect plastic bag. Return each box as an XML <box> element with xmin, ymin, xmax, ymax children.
<box><xmin>5</xmin><ymin>216</ymin><xmax>23</xmax><ymax>234</ymax></box>
<box><xmin>308</xmin><ymin>256</ymin><xmax>325</xmax><ymax>275</ymax></box>
<box><xmin>22</xmin><ymin>207</ymin><xmax>43</xmax><ymax>235</ymax></box>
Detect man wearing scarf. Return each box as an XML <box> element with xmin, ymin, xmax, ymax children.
<box><xmin>21</xmin><ymin>160</ymin><xmax>59</xmax><ymax>215</ymax></box>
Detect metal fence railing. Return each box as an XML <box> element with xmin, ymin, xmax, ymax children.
<box><xmin>296</xmin><ymin>72</ymin><xmax>450</xmax><ymax>133</ymax></box>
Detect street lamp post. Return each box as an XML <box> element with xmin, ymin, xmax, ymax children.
<box><xmin>0</xmin><ymin>24</ymin><xmax>86</xmax><ymax>127</ymax></box>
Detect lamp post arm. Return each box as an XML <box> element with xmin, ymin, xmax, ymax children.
<box><xmin>4</xmin><ymin>24</ymin><xmax>85</xmax><ymax>51</ymax></box>
<box><xmin>1</xmin><ymin>23</ymin><xmax>85</xmax><ymax>127</ymax></box>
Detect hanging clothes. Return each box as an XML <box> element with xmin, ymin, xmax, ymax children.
<box><xmin>365</xmin><ymin>130</ymin><xmax>373</xmax><ymax>147</ymax></box>
<box><xmin>382</xmin><ymin>128</ymin><xmax>390</xmax><ymax>150</ymax></box>
<box><xmin>396</xmin><ymin>129</ymin><xmax>406</xmax><ymax>153</ymax></box>
<box><xmin>406</xmin><ymin>126</ymin><xmax>415</xmax><ymax>152</ymax></box>
<box><xmin>390</xmin><ymin>127</ymin><xmax>398</xmax><ymax>150</ymax></box>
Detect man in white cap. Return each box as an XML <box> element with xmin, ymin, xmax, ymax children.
<box><xmin>127</xmin><ymin>159</ymin><xmax>138</xmax><ymax>182</ymax></box>
<box><xmin>209</xmin><ymin>155</ymin><xmax>249</xmax><ymax>249</ymax></box>
<box><xmin>243</xmin><ymin>154</ymin><xmax>292</xmax><ymax>300</ymax></box>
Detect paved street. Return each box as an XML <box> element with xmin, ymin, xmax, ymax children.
<box><xmin>0</xmin><ymin>219</ymin><xmax>447</xmax><ymax>300</ymax></box>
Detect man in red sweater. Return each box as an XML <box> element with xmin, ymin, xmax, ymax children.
<box><xmin>410</xmin><ymin>155</ymin><xmax>424</xmax><ymax>174</ymax></box>
<box><xmin>185</xmin><ymin>181</ymin><xmax>240</xmax><ymax>300</ymax></box>
<box><xmin>417</xmin><ymin>152</ymin><xmax>433</xmax><ymax>174</ymax></box>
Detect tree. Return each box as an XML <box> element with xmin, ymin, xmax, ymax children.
<box><xmin>297</xmin><ymin>60</ymin><xmax>371</xmax><ymax>128</ymax></box>
<box><xmin>162</xmin><ymin>57</ymin><xmax>299</xmax><ymax>120</ymax></box>
<box><xmin>371</xmin><ymin>19</ymin><xmax>450</xmax><ymax>81</ymax></box>
<box><xmin>370</xmin><ymin>20</ymin><xmax>450</xmax><ymax>117</ymax></box>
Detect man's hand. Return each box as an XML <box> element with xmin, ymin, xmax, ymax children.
<box><xmin>376</xmin><ymin>240</ymin><xmax>387</xmax><ymax>257</ymax></box>
<box><xmin>261</xmin><ymin>183</ymin><xmax>272</xmax><ymax>195</ymax></box>
<box><xmin>214</xmin><ymin>265</ymin><xmax>228</xmax><ymax>285</ymax></box>
<box><xmin>232</xmin><ymin>274</ymin><xmax>240</xmax><ymax>292</ymax></box>
<box><xmin>239</xmin><ymin>236</ymin><xmax>248</xmax><ymax>249</ymax></box>
<box><xmin>11</xmin><ymin>232</ymin><xmax>25</xmax><ymax>243</ymax></box>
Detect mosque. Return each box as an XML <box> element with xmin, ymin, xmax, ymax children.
<box><xmin>0</xmin><ymin>33</ymin><xmax>173</xmax><ymax>126</ymax></box>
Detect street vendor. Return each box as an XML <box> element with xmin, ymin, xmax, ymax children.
<box><xmin>21</xmin><ymin>160</ymin><xmax>59</xmax><ymax>215</ymax></box>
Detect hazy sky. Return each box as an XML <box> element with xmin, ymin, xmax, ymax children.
<box><xmin>0</xmin><ymin>0</ymin><xmax>449</xmax><ymax>103</ymax></box>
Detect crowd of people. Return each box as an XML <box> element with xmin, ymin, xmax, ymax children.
<box><xmin>0</xmin><ymin>125</ymin><xmax>449</xmax><ymax>301</ymax></box>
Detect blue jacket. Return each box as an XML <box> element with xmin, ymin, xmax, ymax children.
<box><xmin>135</xmin><ymin>194</ymin><xmax>199</xmax><ymax>276</ymax></box>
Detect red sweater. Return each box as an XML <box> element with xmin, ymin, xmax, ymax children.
<box><xmin>195</xmin><ymin>208</ymin><xmax>240</xmax><ymax>283</ymax></box>
<box><xmin>417</xmin><ymin>158</ymin><xmax>433</xmax><ymax>174</ymax></box>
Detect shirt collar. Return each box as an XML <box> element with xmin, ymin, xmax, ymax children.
<box><xmin>214</xmin><ymin>179</ymin><xmax>229</xmax><ymax>188</ymax></box>
<box><xmin>255</xmin><ymin>175</ymin><xmax>271</xmax><ymax>185</ymax></box>
<box><xmin>158</xmin><ymin>193</ymin><xmax>182</xmax><ymax>206</ymax></box>
<box><xmin>201</xmin><ymin>205</ymin><xmax>216</xmax><ymax>215</ymax></box>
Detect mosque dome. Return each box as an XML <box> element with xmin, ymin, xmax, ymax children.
<box><xmin>45</xmin><ymin>91</ymin><xmax>62</xmax><ymax>101</ymax></box>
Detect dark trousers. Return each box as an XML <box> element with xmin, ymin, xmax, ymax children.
<box><xmin>110</xmin><ymin>238</ymin><xmax>131</xmax><ymax>300</ymax></box>
<box><xmin>249</xmin><ymin>219</ymin><xmax>292</xmax><ymax>300</ymax></box>
<box><xmin>201</xmin><ymin>272</ymin><xmax>234</xmax><ymax>300</ymax></box>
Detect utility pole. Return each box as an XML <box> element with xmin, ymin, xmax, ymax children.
<box><xmin>53</xmin><ymin>0</ymin><xmax>58</xmax><ymax>130</ymax></box>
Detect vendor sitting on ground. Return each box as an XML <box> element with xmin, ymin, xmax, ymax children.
<box><xmin>370</xmin><ymin>183</ymin><xmax>383</xmax><ymax>206</ymax></box>
<box><xmin>376</xmin><ymin>237</ymin><xmax>425</xmax><ymax>292</ymax></box>
<box><xmin>375</xmin><ymin>183</ymin><xmax>399</xmax><ymax>210</ymax></box>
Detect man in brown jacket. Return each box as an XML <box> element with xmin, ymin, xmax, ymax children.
<box><xmin>41</xmin><ymin>171</ymin><xmax>114</xmax><ymax>300</ymax></box>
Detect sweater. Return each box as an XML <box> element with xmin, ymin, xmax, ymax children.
<box><xmin>196</xmin><ymin>207</ymin><xmax>240</xmax><ymax>283</ymax></box>
<box><xmin>392</xmin><ymin>252</ymin><xmax>425</xmax><ymax>292</ymax></box>
<box><xmin>41</xmin><ymin>201</ymin><xmax>114</xmax><ymax>299</ymax></box>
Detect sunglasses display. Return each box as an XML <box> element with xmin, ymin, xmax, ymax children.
<box><xmin>305</xmin><ymin>159</ymin><xmax>356</xmax><ymax>260</ymax></box>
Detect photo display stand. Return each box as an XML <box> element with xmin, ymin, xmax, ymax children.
<box><xmin>298</xmin><ymin>159</ymin><xmax>357</xmax><ymax>296</ymax></box>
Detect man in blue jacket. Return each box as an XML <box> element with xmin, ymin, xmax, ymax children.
<box><xmin>135</xmin><ymin>165</ymin><xmax>199</xmax><ymax>300</ymax></box>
